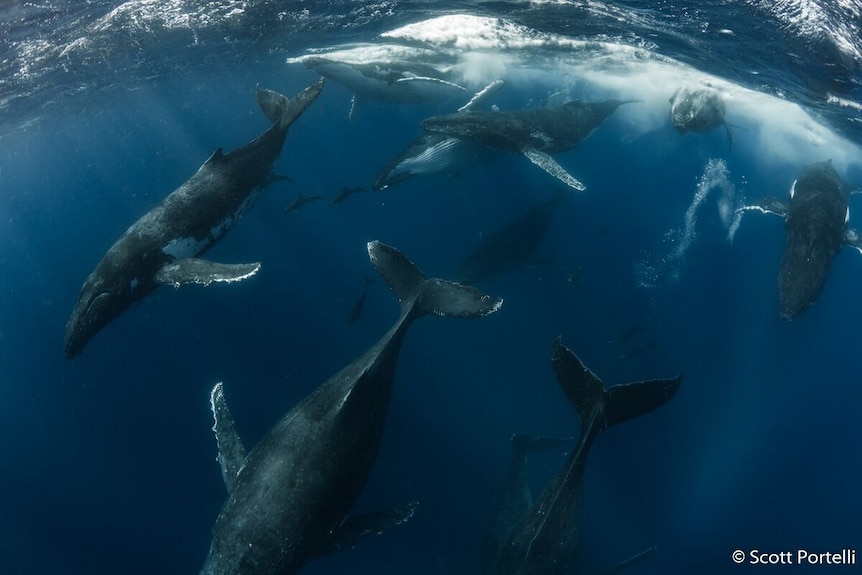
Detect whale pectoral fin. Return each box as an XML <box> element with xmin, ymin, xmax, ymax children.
<box><xmin>396</xmin><ymin>76</ymin><xmax>467</xmax><ymax>91</ymax></box>
<box><xmin>737</xmin><ymin>197</ymin><xmax>788</xmax><ymax>218</ymax></box>
<box><xmin>203</xmin><ymin>148</ymin><xmax>226</xmax><ymax>167</ymax></box>
<box><xmin>154</xmin><ymin>259</ymin><xmax>261</xmax><ymax>288</ymax></box>
<box><xmin>315</xmin><ymin>499</ymin><xmax>419</xmax><ymax>557</ymax></box>
<box><xmin>348</xmin><ymin>94</ymin><xmax>364</xmax><ymax>121</ymax></box>
<box><xmin>457</xmin><ymin>79</ymin><xmax>505</xmax><ymax>112</ymax></box>
<box><xmin>844</xmin><ymin>228</ymin><xmax>862</xmax><ymax>254</ymax></box>
<box><xmin>520</xmin><ymin>147</ymin><xmax>586</xmax><ymax>192</ymax></box>
<box><xmin>209</xmin><ymin>383</ymin><xmax>247</xmax><ymax>493</ymax></box>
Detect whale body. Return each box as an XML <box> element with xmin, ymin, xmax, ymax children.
<box><xmin>492</xmin><ymin>339</ymin><xmax>680</xmax><ymax>574</ymax></box>
<box><xmin>200</xmin><ymin>241</ymin><xmax>502</xmax><ymax>575</ymax></box>
<box><xmin>64</xmin><ymin>80</ymin><xmax>324</xmax><ymax>358</ymax></box>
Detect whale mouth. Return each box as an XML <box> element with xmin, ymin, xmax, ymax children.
<box><xmin>64</xmin><ymin>291</ymin><xmax>112</xmax><ymax>358</ymax></box>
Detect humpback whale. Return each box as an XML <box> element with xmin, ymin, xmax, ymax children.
<box><xmin>456</xmin><ymin>189</ymin><xmax>568</xmax><ymax>284</ymax></box>
<box><xmin>482</xmin><ymin>435</ymin><xmax>571</xmax><ymax>575</ymax></box>
<box><xmin>63</xmin><ymin>80</ymin><xmax>324</xmax><ymax>358</ymax></box>
<box><xmin>330</xmin><ymin>186</ymin><xmax>368</xmax><ymax>205</ymax></box>
<box><xmin>200</xmin><ymin>241</ymin><xmax>502</xmax><ymax>575</ymax></box>
<box><xmin>372</xmin><ymin>132</ymin><xmax>501</xmax><ymax>190</ymax></box>
<box><xmin>347</xmin><ymin>275</ymin><xmax>375</xmax><ymax>326</ymax></box>
<box><xmin>420</xmin><ymin>99</ymin><xmax>632</xmax><ymax>191</ymax></box>
<box><xmin>493</xmin><ymin>338</ymin><xmax>681</xmax><ymax>574</ymax></box>
<box><xmin>284</xmin><ymin>192</ymin><xmax>322</xmax><ymax>212</ymax></box>
<box><xmin>373</xmin><ymin>80</ymin><xmax>505</xmax><ymax>190</ymax></box>
<box><xmin>287</xmin><ymin>44</ymin><xmax>468</xmax><ymax>118</ymax></box>
<box><xmin>669</xmin><ymin>85</ymin><xmax>733</xmax><ymax>149</ymax></box>
<box><xmin>739</xmin><ymin>160</ymin><xmax>862</xmax><ymax>319</ymax></box>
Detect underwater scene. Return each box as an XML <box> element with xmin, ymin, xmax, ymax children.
<box><xmin>1</xmin><ymin>1</ymin><xmax>862</xmax><ymax>574</ymax></box>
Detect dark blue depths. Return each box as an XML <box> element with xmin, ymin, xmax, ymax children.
<box><xmin>1</xmin><ymin>56</ymin><xmax>862</xmax><ymax>575</ymax></box>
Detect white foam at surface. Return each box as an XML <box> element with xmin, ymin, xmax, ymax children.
<box><xmin>827</xmin><ymin>94</ymin><xmax>862</xmax><ymax>112</ymax></box>
<box><xmin>388</xmin><ymin>15</ymin><xmax>859</xmax><ymax>173</ymax></box>
<box><xmin>382</xmin><ymin>15</ymin><xmax>553</xmax><ymax>51</ymax></box>
<box><xmin>744</xmin><ymin>0</ymin><xmax>862</xmax><ymax>64</ymax></box>
<box><xmin>291</xmin><ymin>13</ymin><xmax>862</xmax><ymax>177</ymax></box>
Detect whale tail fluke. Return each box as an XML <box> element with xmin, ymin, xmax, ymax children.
<box><xmin>367</xmin><ymin>240</ymin><xmax>503</xmax><ymax>319</ymax></box>
<box><xmin>551</xmin><ymin>337</ymin><xmax>681</xmax><ymax>434</ymax></box>
<box><xmin>256</xmin><ymin>78</ymin><xmax>325</xmax><ymax>129</ymax></box>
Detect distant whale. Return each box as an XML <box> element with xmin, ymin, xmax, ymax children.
<box><xmin>63</xmin><ymin>80</ymin><xmax>324</xmax><ymax>358</ymax></box>
<box><xmin>739</xmin><ymin>160</ymin><xmax>862</xmax><ymax>319</ymax></box>
<box><xmin>200</xmin><ymin>241</ymin><xmax>502</xmax><ymax>575</ymax></box>
<box><xmin>456</xmin><ymin>189</ymin><xmax>568</xmax><ymax>284</ymax></box>
<box><xmin>330</xmin><ymin>186</ymin><xmax>367</xmax><ymax>205</ymax></box>
<box><xmin>493</xmin><ymin>338</ymin><xmax>681</xmax><ymax>574</ymax></box>
<box><xmin>347</xmin><ymin>275</ymin><xmax>375</xmax><ymax>326</ymax></box>
<box><xmin>669</xmin><ymin>85</ymin><xmax>732</xmax><ymax>149</ymax></box>
<box><xmin>284</xmin><ymin>192</ymin><xmax>322</xmax><ymax>212</ymax></box>
<box><xmin>482</xmin><ymin>434</ymin><xmax>570</xmax><ymax>575</ymax></box>
<box><xmin>420</xmin><ymin>99</ymin><xmax>633</xmax><ymax>191</ymax></box>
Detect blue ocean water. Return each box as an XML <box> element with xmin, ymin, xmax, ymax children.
<box><xmin>1</xmin><ymin>1</ymin><xmax>862</xmax><ymax>574</ymax></box>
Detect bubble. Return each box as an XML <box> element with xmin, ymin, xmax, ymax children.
<box><xmin>638</xmin><ymin>158</ymin><xmax>741</xmax><ymax>288</ymax></box>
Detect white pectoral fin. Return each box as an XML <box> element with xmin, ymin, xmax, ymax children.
<box><xmin>154</xmin><ymin>258</ymin><xmax>261</xmax><ymax>288</ymax></box>
<box><xmin>396</xmin><ymin>76</ymin><xmax>467</xmax><ymax>91</ymax></box>
<box><xmin>210</xmin><ymin>382</ymin><xmax>247</xmax><ymax>493</ymax></box>
<box><xmin>457</xmin><ymin>79</ymin><xmax>505</xmax><ymax>112</ymax></box>
<box><xmin>844</xmin><ymin>228</ymin><xmax>862</xmax><ymax>255</ymax></box>
<box><xmin>348</xmin><ymin>94</ymin><xmax>363</xmax><ymax>121</ymax></box>
<box><xmin>521</xmin><ymin>147</ymin><xmax>586</xmax><ymax>192</ymax></box>
<box><xmin>737</xmin><ymin>197</ymin><xmax>788</xmax><ymax>218</ymax></box>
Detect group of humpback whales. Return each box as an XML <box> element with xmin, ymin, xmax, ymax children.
<box><xmin>63</xmin><ymin>44</ymin><xmax>860</xmax><ymax>575</ymax></box>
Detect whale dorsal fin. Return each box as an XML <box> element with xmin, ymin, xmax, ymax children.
<box><xmin>520</xmin><ymin>147</ymin><xmax>586</xmax><ymax>192</ymax></box>
<box><xmin>204</xmin><ymin>148</ymin><xmax>226</xmax><ymax>166</ymax></box>
<box><xmin>209</xmin><ymin>382</ymin><xmax>248</xmax><ymax>493</ymax></box>
<box><xmin>154</xmin><ymin>258</ymin><xmax>260</xmax><ymax>287</ymax></box>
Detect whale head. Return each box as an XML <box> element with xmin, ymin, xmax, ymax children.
<box><xmin>64</xmin><ymin>263</ymin><xmax>149</xmax><ymax>358</ymax></box>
